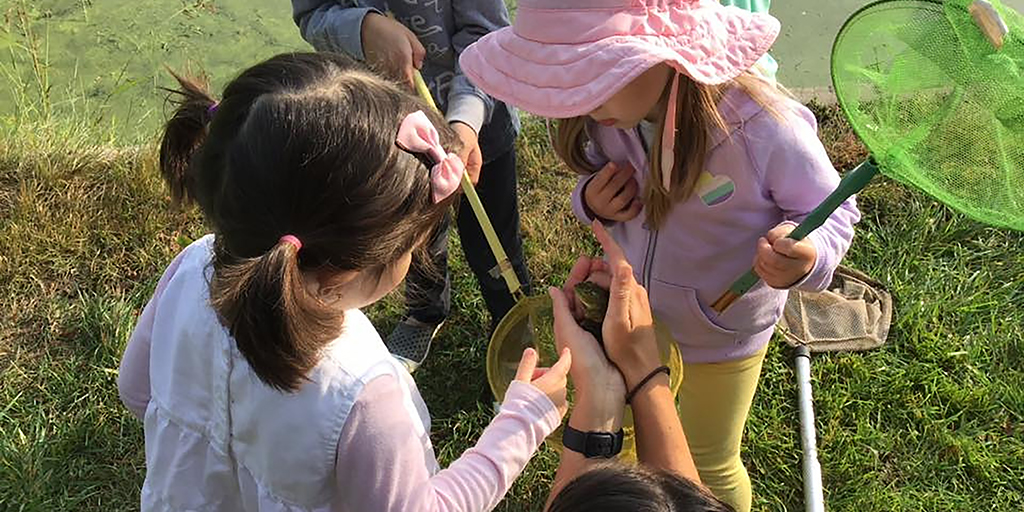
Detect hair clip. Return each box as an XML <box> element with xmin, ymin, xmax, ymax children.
<box><xmin>395</xmin><ymin>110</ymin><xmax>464</xmax><ymax>203</ymax></box>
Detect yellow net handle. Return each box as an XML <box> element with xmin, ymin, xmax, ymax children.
<box><xmin>412</xmin><ymin>72</ymin><xmax>525</xmax><ymax>301</ymax></box>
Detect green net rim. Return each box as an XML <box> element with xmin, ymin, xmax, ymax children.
<box><xmin>828</xmin><ymin>0</ymin><xmax>1024</xmax><ymax>231</ymax></box>
<box><xmin>829</xmin><ymin>0</ymin><xmax>945</xmax><ymax>162</ymax></box>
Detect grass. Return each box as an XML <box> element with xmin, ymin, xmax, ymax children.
<box><xmin>2</xmin><ymin>2</ymin><xmax>1024</xmax><ymax>511</ymax></box>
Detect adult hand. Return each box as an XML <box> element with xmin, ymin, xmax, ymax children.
<box><xmin>514</xmin><ymin>347</ymin><xmax>572</xmax><ymax>418</ymax></box>
<box><xmin>754</xmin><ymin>221</ymin><xmax>817</xmax><ymax>289</ymax></box>
<box><xmin>583</xmin><ymin>162</ymin><xmax>642</xmax><ymax>223</ymax></box>
<box><xmin>361</xmin><ymin>13</ymin><xmax>426</xmax><ymax>88</ymax></box>
<box><xmin>592</xmin><ymin>221</ymin><xmax>662</xmax><ymax>391</ymax></box>
<box><xmin>549</xmin><ymin>286</ymin><xmax>626</xmax><ymax>429</ymax></box>
<box><xmin>451</xmin><ymin>122</ymin><xmax>483</xmax><ymax>184</ymax></box>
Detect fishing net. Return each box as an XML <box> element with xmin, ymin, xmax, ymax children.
<box><xmin>778</xmin><ymin>266</ymin><xmax>893</xmax><ymax>353</ymax></box>
<box><xmin>832</xmin><ymin>0</ymin><xmax>1024</xmax><ymax>231</ymax></box>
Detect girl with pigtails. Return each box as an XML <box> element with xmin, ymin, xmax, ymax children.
<box><xmin>117</xmin><ymin>52</ymin><xmax>570</xmax><ymax>511</ymax></box>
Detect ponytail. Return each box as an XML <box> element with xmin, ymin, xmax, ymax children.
<box><xmin>159</xmin><ymin>70</ymin><xmax>217</xmax><ymax>205</ymax></box>
<box><xmin>210</xmin><ymin>239</ymin><xmax>342</xmax><ymax>391</ymax></box>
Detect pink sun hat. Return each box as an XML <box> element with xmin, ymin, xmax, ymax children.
<box><xmin>460</xmin><ymin>0</ymin><xmax>780</xmax><ymax>119</ymax></box>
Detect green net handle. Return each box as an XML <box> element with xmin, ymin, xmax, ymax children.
<box><xmin>413</xmin><ymin>72</ymin><xmax>524</xmax><ymax>300</ymax></box>
<box><xmin>714</xmin><ymin>159</ymin><xmax>880</xmax><ymax>308</ymax></box>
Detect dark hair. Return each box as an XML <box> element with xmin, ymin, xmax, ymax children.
<box><xmin>158</xmin><ymin>52</ymin><xmax>460</xmax><ymax>391</ymax></box>
<box><xmin>548</xmin><ymin>464</ymin><xmax>735</xmax><ymax>512</ymax></box>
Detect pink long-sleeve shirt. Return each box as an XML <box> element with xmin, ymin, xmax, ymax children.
<box><xmin>119</xmin><ymin>235</ymin><xmax>560</xmax><ymax>511</ymax></box>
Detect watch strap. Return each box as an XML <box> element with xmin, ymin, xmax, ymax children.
<box><xmin>562</xmin><ymin>424</ymin><xmax>624</xmax><ymax>458</ymax></box>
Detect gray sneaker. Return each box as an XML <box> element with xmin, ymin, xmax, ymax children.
<box><xmin>386</xmin><ymin>317</ymin><xmax>443</xmax><ymax>372</ymax></box>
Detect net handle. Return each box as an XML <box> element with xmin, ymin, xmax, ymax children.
<box><xmin>970</xmin><ymin>0</ymin><xmax>1009</xmax><ymax>50</ymax></box>
<box><xmin>711</xmin><ymin>159</ymin><xmax>880</xmax><ymax>313</ymax></box>
<box><xmin>412</xmin><ymin>72</ymin><xmax>525</xmax><ymax>301</ymax></box>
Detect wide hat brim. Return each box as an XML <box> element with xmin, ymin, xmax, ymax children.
<box><xmin>461</xmin><ymin>3</ymin><xmax>780</xmax><ymax>118</ymax></box>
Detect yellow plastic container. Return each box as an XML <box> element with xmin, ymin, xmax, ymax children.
<box><xmin>486</xmin><ymin>294</ymin><xmax>684</xmax><ymax>460</ymax></box>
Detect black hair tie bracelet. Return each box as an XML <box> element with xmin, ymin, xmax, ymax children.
<box><xmin>625</xmin><ymin>365</ymin><xmax>671</xmax><ymax>404</ymax></box>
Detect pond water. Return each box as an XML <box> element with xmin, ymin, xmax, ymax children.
<box><xmin>4</xmin><ymin>0</ymin><xmax>1024</xmax><ymax>141</ymax></box>
<box><xmin>1</xmin><ymin>0</ymin><xmax>309</xmax><ymax>140</ymax></box>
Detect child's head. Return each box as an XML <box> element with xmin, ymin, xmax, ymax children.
<box><xmin>548</xmin><ymin>464</ymin><xmax>735</xmax><ymax>512</ymax></box>
<box><xmin>159</xmin><ymin>52</ymin><xmax>461</xmax><ymax>391</ymax></box>
<box><xmin>460</xmin><ymin>0</ymin><xmax>782</xmax><ymax>227</ymax></box>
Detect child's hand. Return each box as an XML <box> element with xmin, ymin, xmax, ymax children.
<box><xmin>549</xmin><ymin>286</ymin><xmax>626</xmax><ymax>404</ymax></box>
<box><xmin>450</xmin><ymin>122</ymin><xmax>483</xmax><ymax>184</ymax></box>
<box><xmin>583</xmin><ymin>162</ymin><xmax>642</xmax><ymax>222</ymax></box>
<box><xmin>361</xmin><ymin>13</ymin><xmax>426</xmax><ymax>88</ymax></box>
<box><xmin>515</xmin><ymin>347</ymin><xmax>572</xmax><ymax>418</ymax></box>
<box><xmin>754</xmin><ymin>222</ymin><xmax>817</xmax><ymax>289</ymax></box>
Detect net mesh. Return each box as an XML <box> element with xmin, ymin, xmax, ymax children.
<box><xmin>486</xmin><ymin>295</ymin><xmax>684</xmax><ymax>458</ymax></box>
<box><xmin>778</xmin><ymin>266</ymin><xmax>893</xmax><ymax>353</ymax></box>
<box><xmin>832</xmin><ymin>0</ymin><xmax>1024</xmax><ymax>231</ymax></box>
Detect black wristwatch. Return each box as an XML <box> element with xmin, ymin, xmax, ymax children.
<box><xmin>562</xmin><ymin>424</ymin><xmax>624</xmax><ymax>458</ymax></box>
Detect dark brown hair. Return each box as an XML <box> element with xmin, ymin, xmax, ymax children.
<box><xmin>159</xmin><ymin>52</ymin><xmax>460</xmax><ymax>391</ymax></box>
<box><xmin>554</xmin><ymin>71</ymin><xmax>780</xmax><ymax>228</ymax></box>
<box><xmin>548</xmin><ymin>464</ymin><xmax>735</xmax><ymax>512</ymax></box>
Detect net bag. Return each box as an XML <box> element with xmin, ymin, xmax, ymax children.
<box><xmin>832</xmin><ymin>0</ymin><xmax>1024</xmax><ymax>231</ymax></box>
<box><xmin>778</xmin><ymin>266</ymin><xmax>893</xmax><ymax>353</ymax></box>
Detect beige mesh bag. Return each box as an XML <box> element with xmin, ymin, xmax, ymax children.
<box><xmin>779</xmin><ymin>266</ymin><xmax>893</xmax><ymax>353</ymax></box>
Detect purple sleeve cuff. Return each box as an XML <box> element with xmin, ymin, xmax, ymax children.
<box><xmin>792</xmin><ymin>228</ymin><xmax>835</xmax><ymax>291</ymax></box>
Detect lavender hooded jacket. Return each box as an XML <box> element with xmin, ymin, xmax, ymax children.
<box><xmin>572</xmin><ymin>89</ymin><xmax>861</xmax><ymax>363</ymax></box>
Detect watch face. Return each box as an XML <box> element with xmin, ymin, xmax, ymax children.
<box><xmin>585</xmin><ymin>433</ymin><xmax>616</xmax><ymax>458</ymax></box>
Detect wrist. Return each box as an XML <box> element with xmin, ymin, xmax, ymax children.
<box><xmin>622</xmin><ymin>357</ymin><xmax>664</xmax><ymax>390</ymax></box>
<box><xmin>626</xmin><ymin>372</ymin><xmax>670</xmax><ymax>405</ymax></box>
<box><xmin>569</xmin><ymin>392</ymin><xmax>625</xmax><ymax>432</ymax></box>
<box><xmin>449</xmin><ymin>120</ymin><xmax>478</xmax><ymax>135</ymax></box>
<box><xmin>360</xmin><ymin>11</ymin><xmax>384</xmax><ymax>35</ymax></box>
<box><xmin>359</xmin><ymin>12</ymin><xmax>384</xmax><ymax>60</ymax></box>
<box><xmin>581</xmin><ymin>178</ymin><xmax>603</xmax><ymax>222</ymax></box>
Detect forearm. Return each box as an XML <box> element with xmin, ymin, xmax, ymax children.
<box><xmin>339</xmin><ymin>379</ymin><xmax>559</xmax><ymax>512</ymax></box>
<box><xmin>630</xmin><ymin>375</ymin><xmax>700</xmax><ymax>482</ymax></box>
<box><xmin>446</xmin><ymin>91</ymin><xmax>488</xmax><ymax>134</ymax></box>
<box><xmin>546</xmin><ymin>394</ymin><xmax>624</xmax><ymax>509</ymax></box>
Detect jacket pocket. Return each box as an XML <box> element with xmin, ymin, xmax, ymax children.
<box><xmin>650</xmin><ymin>279</ymin><xmax>739</xmax><ymax>348</ymax></box>
<box><xmin>650</xmin><ymin>279</ymin><xmax>787</xmax><ymax>346</ymax></box>
<box><xmin>714</xmin><ymin>279</ymin><xmax>787</xmax><ymax>336</ymax></box>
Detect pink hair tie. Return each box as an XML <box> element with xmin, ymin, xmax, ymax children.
<box><xmin>279</xmin><ymin>234</ymin><xmax>302</xmax><ymax>251</ymax></box>
<box><xmin>395</xmin><ymin>110</ymin><xmax>464</xmax><ymax>203</ymax></box>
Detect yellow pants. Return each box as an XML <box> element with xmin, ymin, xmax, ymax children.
<box><xmin>676</xmin><ymin>348</ymin><xmax>767</xmax><ymax>512</ymax></box>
